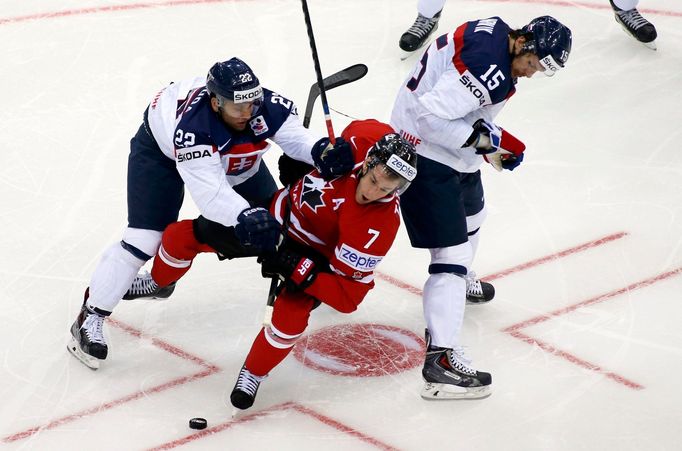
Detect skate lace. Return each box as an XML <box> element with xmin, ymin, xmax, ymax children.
<box><xmin>449</xmin><ymin>347</ymin><xmax>478</xmax><ymax>376</ymax></box>
<box><xmin>83</xmin><ymin>312</ymin><xmax>106</xmax><ymax>345</ymax></box>
<box><xmin>234</xmin><ymin>368</ymin><xmax>265</xmax><ymax>397</ymax></box>
<box><xmin>617</xmin><ymin>9</ymin><xmax>649</xmax><ymax>30</ymax></box>
<box><xmin>465</xmin><ymin>271</ymin><xmax>483</xmax><ymax>297</ymax></box>
<box><xmin>407</xmin><ymin>14</ymin><xmax>437</xmax><ymax>38</ymax></box>
<box><xmin>128</xmin><ymin>271</ymin><xmax>158</xmax><ymax>296</ymax></box>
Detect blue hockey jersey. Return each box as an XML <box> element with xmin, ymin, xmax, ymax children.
<box><xmin>391</xmin><ymin>17</ymin><xmax>518</xmax><ymax>173</ymax></box>
<box><xmin>147</xmin><ymin>77</ymin><xmax>316</xmax><ymax>227</ymax></box>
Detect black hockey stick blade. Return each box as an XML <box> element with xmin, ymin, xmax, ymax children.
<box><xmin>302</xmin><ymin>63</ymin><xmax>368</xmax><ymax>128</ymax></box>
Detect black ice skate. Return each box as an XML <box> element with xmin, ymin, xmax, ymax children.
<box><xmin>610</xmin><ymin>0</ymin><xmax>657</xmax><ymax>50</ymax></box>
<box><xmin>67</xmin><ymin>289</ymin><xmax>111</xmax><ymax>370</ymax></box>
<box><xmin>399</xmin><ymin>11</ymin><xmax>441</xmax><ymax>56</ymax></box>
<box><xmin>230</xmin><ymin>365</ymin><xmax>267</xmax><ymax>410</ymax></box>
<box><xmin>465</xmin><ymin>271</ymin><xmax>495</xmax><ymax>305</ymax></box>
<box><xmin>123</xmin><ymin>270</ymin><xmax>176</xmax><ymax>300</ymax></box>
<box><xmin>421</xmin><ymin>329</ymin><xmax>491</xmax><ymax>400</ymax></box>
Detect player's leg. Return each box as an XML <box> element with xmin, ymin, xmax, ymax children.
<box><xmin>610</xmin><ymin>0</ymin><xmax>657</xmax><ymax>48</ymax></box>
<box><xmin>68</xmin><ymin>115</ymin><xmax>183</xmax><ymax>368</ymax></box>
<box><xmin>462</xmin><ymin>171</ymin><xmax>494</xmax><ymax>304</ymax></box>
<box><xmin>123</xmin><ymin>219</ymin><xmax>215</xmax><ymax>300</ymax></box>
<box><xmin>400</xmin><ymin>157</ymin><xmax>491</xmax><ymax>399</ymax></box>
<box><xmin>230</xmin><ymin>291</ymin><xmax>316</xmax><ymax>410</ymax></box>
<box><xmin>399</xmin><ymin>0</ymin><xmax>446</xmax><ymax>52</ymax></box>
<box><xmin>125</xmin><ymin>159</ymin><xmax>279</xmax><ymax>299</ymax></box>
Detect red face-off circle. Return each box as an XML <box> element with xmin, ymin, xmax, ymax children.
<box><xmin>292</xmin><ymin>323</ymin><xmax>424</xmax><ymax>377</ymax></box>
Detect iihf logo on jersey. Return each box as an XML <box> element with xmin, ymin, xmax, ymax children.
<box><xmin>300</xmin><ymin>174</ymin><xmax>330</xmax><ymax>212</ymax></box>
<box><xmin>249</xmin><ymin>116</ymin><xmax>269</xmax><ymax>136</ymax></box>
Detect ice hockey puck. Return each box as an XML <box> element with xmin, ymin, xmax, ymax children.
<box><xmin>189</xmin><ymin>417</ymin><xmax>207</xmax><ymax>430</ymax></box>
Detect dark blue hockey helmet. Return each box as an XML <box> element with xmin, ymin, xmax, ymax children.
<box><xmin>521</xmin><ymin>16</ymin><xmax>572</xmax><ymax>76</ymax></box>
<box><xmin>206</xmin><ymin>58</ymin><xmax>264</xmax><ymax>105</ymax></box>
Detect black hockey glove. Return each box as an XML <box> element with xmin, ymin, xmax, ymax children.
<box><xmin>278</xmin><ymin>154</ymin><xmax>315</xmax><ymax>187</ymax></box>
<box><xmin>311</xmin><ymin>136</ymin><xmax>354</xmax><ymax>180</ymax></box>
<box><xmin>234</xmin><ymin>207</ymin><xmax>282</xmax><ymax>254</ymax></box>
<box><xmin>259</xmin><ymin>248</ymin><xmax>318</xmax><ymax>292</ymax></box>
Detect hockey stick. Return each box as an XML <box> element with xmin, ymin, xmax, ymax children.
<box><xmin>263</xmin><ymin>67</ymin><xmax>367</xmax><ymax>326</ymax></box>
<box><xmin>263</xmin><ymin>206</ymin><xmax>289</xmax><ymax>326</ymax></box>
<box><xmin>300</xmin><ymin>0</ymin><xmax>337</xmax><ymax>143</ymax></box>
<box><xmin>302</xmin><ymin>64</ymin><xmax>368</xmax><ymax>128</ymax></box>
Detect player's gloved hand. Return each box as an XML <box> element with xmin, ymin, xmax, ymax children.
<box><xmin>259</xmin><ymin>248</ymin><xmax>317</xmax><ymax>292</ymax></box>
<box><xmin>278</xmin><ymin>154</ymin><xmax>315</xmax><ymax>187</ymax></box>
<box><xmin>500</xmin><ymin>152</ymin><xmax>524</xmax><ymax>171</ymax></box>
<box><xmin>311</xmin><ymin>137</ymin><xmax>354</xmax><ymax>180</ymax></box>
<box><xmin>471</xmin><ymin>119</ymin><xmax>526</xmax><ymax>171</ymax></box>
<box><xmin>234</xmin><ymin>207</ymin><xmax>282</xmax><ymax>254</ymax></box>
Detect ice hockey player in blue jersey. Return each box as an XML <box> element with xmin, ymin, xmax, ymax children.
<box><xmin>391</xmin><ymin>16</ymin><xmax>572</xmax><ymax>399</ymax></box>
<box><xmin>67</xmin><ymin>57</ymin><xmax>354</xmax><ymax>369</ymax></box>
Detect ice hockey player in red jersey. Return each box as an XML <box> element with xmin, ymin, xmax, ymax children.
<box><xmin>229</xmin><ymin>119</ymin><xmax>417</xmax><ymax>410</ymax></box>
<box><xmin>118</xmin><ymin>119</ymin><xmax>417</xmax><ymax>409</ymax></box>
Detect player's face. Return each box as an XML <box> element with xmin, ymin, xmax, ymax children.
<box><xmin>356</xmin><ymin>165</ymin><xmax>402</xmax><ymax>205</ymax></box>
<box><xmin>211</xmin><ymin>97</ymin><xmax>262</xmax><ymax>131</ymax></box>
<box><xmin>511</xmin><ymin>52</ymin><xmax>544</xmax><ymax>78</ymax></box>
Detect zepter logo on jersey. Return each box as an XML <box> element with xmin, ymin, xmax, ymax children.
<box><xmin>336</xmin><ymin>243</ymin><xmax>383</xmax><ymax>272</ymax></box>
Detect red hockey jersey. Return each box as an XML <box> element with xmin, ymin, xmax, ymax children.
<box><xmin>270</xmin><ymin>119</ymin><xmax>401</xmax><ymax>313</ymax></box>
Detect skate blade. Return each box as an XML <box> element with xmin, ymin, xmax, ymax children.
<box><xmin>466</xmin><ymin>297</ymin><xmax>492</xmax><ymax>305</ymax></box>
<box><xmin>615</xmin><ymin>20</ymin><xmax>657</xmax><ymax>51</ymax></box>
<box><xmin>399</xmin><ymin>50</ymin><xmax>416</xmax><ymax>61</ymax></box>
<box><xmin>642</xmin><ymin>40</ymin><xmax>657</xmax><ymax>50</ymax></box>
<box><xmin>399</xmin><ymin>45</ymin><xmax>429</xmax><ymax>61</ymax></box>
<box><xmin>421</xmin><ymin>382</ymin><xmax>491</xmax><ymax>400</ymax></box>
<box><xmin>67</xmin><ymin>337</ymin><xmax>101</xmax><ymax>370</ymax></box>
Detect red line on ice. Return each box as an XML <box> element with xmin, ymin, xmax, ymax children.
<box><xmin>477</xmin><ymin>0</ymin><xmax>682</xmax><ymax>17</ymax></box>
<box><xmin>501</xmin><ymin>267</ymin><xmax>682</xmax><ymax>390</ymax></box>
<box><xmin>376</xmin><ymin>231</ymin><xmax>675</xmax><ymax>390</ymax></box>
<box><xmin>147</xmin><ymin>402</ymin><xmax>400</xmax><ymax>451</ymax></box>
<box><xmin>2</xmin><ymin>319</ymin><xmax>220</xmax><ymax>444</ymax></box>
<box><xmin>2</xmin><ymin>0</ymin><xmax>680</xmax><ymax>26</ymax></box>
<box><xmin>376</xmin><ymin>231</ymin><xmax>628</xmax><ymax>294</ymax></box>
<box><xmin>506</xmin><ymin>329</ymin><xmax>644</xmax><ymax>389</ymax></box>
<box><xmin>0</xmin><ymin>0</ymin><xmax>239</xmax><ymax>25</ymax></box>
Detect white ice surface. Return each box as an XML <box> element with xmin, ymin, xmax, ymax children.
<box><xmin>2</xmin><ymin>0</ymin><xmax>682</xmax><ymax>450</ymax></box>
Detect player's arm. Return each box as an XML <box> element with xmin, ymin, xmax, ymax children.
<box><xmin>272</xmin><ymin>100</ymin><xmax>353</xmax><ymax>180</ymax></box>
<box><xmin>175</xmin><ymin>144</ymin><xmax>249</xmax><ymax>226</ymax></box>
<box><xmin>311</xmin><ymin>215</ymin><xmax>399</xmax><ymax>313</ymax></box>
<box><xmin>340</xmin><ymin>119</ymin><xmax>395</xmax><ymax>167</ymax></box>
<box><xmin>175</xmin><ymin>143</ymin><xmax>250</xmax><ymax>227</ymax></box>
<box><xmin>271</xmin><ymin>110</ymin><xmax>318</xmax><ymax>165</ymax></box>
<box><xmin>260</xmin><ymin>214</ymin><xmax>399</xmax><ymax>313</ymax></box>
<box><xmin>259</xmin><ymin>246</ymin><xmax>373</xmax><ymax>313</ymax></box>
<box><xmin>414</xmin><ymin>69</ymin><xmax>489</xmax><ymax>149</ymax></box>
<box><xmin>177</xmin><ymin>148</ymin><xmax>282</xmax><ymax>253</ymax></box>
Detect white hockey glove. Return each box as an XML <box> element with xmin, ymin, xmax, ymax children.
<box><xmin>471</xmin><ymin>119</ymin><xmax>526</xmax><ymax>172</ymax></box>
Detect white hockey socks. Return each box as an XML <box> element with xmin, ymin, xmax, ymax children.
<box><xmin>423</xmin><ymin>272</ymin><xmax>467</xmax><ymax>349</ymax></box>
<box><xmin>87</xmin><ymin>242</ymin><xmax>146</xmax><ymax>312</ymax></box>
